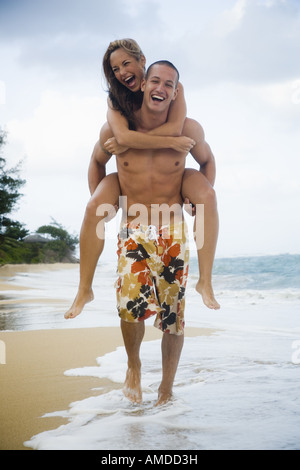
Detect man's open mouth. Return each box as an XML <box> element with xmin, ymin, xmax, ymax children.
<box><xmin>151</xmin><ymin>95</ymin><xmax>165</xmax><ymax>102</ymax></box>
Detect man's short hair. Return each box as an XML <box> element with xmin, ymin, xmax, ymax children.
<box><xmin>146</xmin><ymin>60</ymin><xmax>180</xmax><ymax>86</ymax></box>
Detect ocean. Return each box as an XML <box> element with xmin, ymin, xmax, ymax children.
<box><xmin>1</xmin><ymin>253</ymin><xmax>300</xmax><ymax>450</ymax></box>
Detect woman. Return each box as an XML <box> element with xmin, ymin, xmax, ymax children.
<box><xmin>65</xmin><ymin>39</ymin><xmax>219</xmax><ymax>320</ymax></box>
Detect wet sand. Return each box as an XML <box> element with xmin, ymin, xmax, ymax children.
<box><xmin>0</xmin><ymin>264</ymin><xmax>215</xmax><ymax>450</ymax></box>
<box><xmin>0</xmin><ymin>326</ymin><xmax>214</xmax><ymax>450</ymax></box>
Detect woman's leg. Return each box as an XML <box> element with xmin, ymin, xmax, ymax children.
<box><xmin>181</xmin><ymin>169</ymin><xmax>220</xmax><ymax>309</ymax></box>
<box><xmin>65</xmin><ymin>173</ymin><xmax>121</xmax><ymax>319</ymax></box>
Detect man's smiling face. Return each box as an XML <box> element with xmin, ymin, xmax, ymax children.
<box><xmin>141</xmin><ymin>64</ymin><xmax>179</xmax><ymax>113</ymax></box>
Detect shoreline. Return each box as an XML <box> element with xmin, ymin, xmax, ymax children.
<box><xmin>0</xmin><ymin>263</ymin><xmax>78</xmax><ymax>292</ymax></box>
<box><xmin>0</xmin><ymin>326</ymin><xmax>215</xmax><ymax>450</ymax></box>
<box><xmin>0</xmin><ymin>262</ymin><xmax>78</xmax><ymax>277</ymax></box>
<box><xmin>0</xmin><ymin>263</ymin><xmax>217</xmax><ymax>450</ymax></box>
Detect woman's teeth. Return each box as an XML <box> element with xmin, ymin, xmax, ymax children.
<box><xmin>125</xmin><ymin>76</ymin><xmax>135</xmax><ymax>85</ymax></box>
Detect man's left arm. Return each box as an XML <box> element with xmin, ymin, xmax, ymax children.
<box><xmin>184</xmin><ymin>118</ymin><xmax>216</xmax><ymax>187</ymax></box>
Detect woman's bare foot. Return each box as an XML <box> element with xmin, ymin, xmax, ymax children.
<box><xmin>64</xmin><ymin>288</ymin><xmax>94</xmax><ymax>319</ymax></box>
<box><xmin>196</xmin><ymin>280</ymin><xmax>220</xmax><ymax>310</ymax></box>
<box><xmin>123</xmin><ymin>365</ymin><xmax>142</xmax><ymax>404</ymax></box>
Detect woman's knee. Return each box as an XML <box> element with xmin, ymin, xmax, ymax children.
<box><xmin>85</xmin><ymin>196</ymin><xmax>118</xmax><ymax>224</ymax></box>
<box><xmin>85</xmin><ymin>196</ymin><xmax>100</xmax><ymax>219</ymax></box>
<box><xmin>182</xmin><ymin>169</ymin><xmax>216</xmax><ymax>204</ymax></box>
<box><xmin>88</xmin><ymin>174</ymin><xmax>120</xmax><ymax>211</ymax></box>
<box><xmin>202</xmin><ymin>185</ymin><xmax>216</xmax><ymax>204</ymax></box>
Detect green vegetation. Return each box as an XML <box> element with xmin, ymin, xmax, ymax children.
<box><xmin>0</xmin><ymin>129</ymin><xmax>79</xmax><ymax>266</ymax></box>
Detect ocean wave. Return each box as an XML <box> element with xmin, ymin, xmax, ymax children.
<box><xmin>24</xmin><ymin>332</ymin><xmax>300</xmax><ymax>451</ymax></box>
<box><xmin>1</xmin><ymin>255</ymin><xmax>300</xmax><ymax>331</ymax></box>
<box><xmin>190</xmin><ymin>254</ymin><xmax>300</xmax><ymax>290</ymax></box>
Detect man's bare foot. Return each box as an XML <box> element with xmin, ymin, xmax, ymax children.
<box><xmin>155</xmin><ymin>387</ymin><xmax>173</xmax><ymax>407</ymax></box>
<box><xmin>196</xmin><ymin>280</ymin><xmax>220</xmax><ymax>310</ymax></box>
<box><xmin>155</xmin><ymin>393</ymin><xmax>173</xmax><ymax>406</ymax></box>
<box><xmin>64</xmin><ymin>288</ymin><xmax>94</xmax><ymax>319</ymax></box>
<box><xmin>123</xmin><ymin>366</ymin><xmax>142</xmax><ymax>404</ymax></box>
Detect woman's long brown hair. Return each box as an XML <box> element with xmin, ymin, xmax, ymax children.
<box><xmin>102</xmin><ymin>39</ymin><xmax>145</xmax><ymax>130</ymax></box>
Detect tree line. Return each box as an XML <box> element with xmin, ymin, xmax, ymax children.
<box><xmin>0</xmin><ymin>128</ymin><xmax>79</xmax><ymax>265</ymax></box>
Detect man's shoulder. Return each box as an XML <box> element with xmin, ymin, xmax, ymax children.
<box><xmin>183</xmin><ymin>117</ymin><xmax>204</xmax><ymax>137</ymax></box>
<box><xmin>99</xmin><ymin>121</ymin><xmax>114</xmax><ymax>145</ymax></box>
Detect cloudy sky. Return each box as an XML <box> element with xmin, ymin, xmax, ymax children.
<box><xmin>1</xmin><ymin>0</ymin><xmax>300</xmax><ymax>258</ymax></box>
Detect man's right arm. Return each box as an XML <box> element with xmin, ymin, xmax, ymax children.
<box><xmin>183</xmin><ymin>118</ymin><xmax>216</xmax><ymax>187</ymax></box>
<box><xmin>88</xmin><ymin>122</ymin><xmax>114</xmax><ymax>195</ymax></box>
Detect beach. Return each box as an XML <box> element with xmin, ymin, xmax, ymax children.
<box><xmin>0</xmin><ymin>263</ymin><xmax>212</xmax><ymax>450</ymax></box>
<box><xmin>1</xmin><ymin>257</ymin><xmax>300</xmax><ymax>450</ymax></box>
<box><xmin>0</xmin><ymin>325</ymin><xmax>210</xmax><ymax>451</ymax></box>
<box><xmin>0</xmin><ymin>327</ymin><xmax>123</xmax><ymax>450</ymax></box>
<box><xmin>0</xmin><ymin>325</ymin><xmax>211</xmax><ymax>451</ymax></box>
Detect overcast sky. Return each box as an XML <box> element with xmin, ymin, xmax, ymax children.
<box><xmin>1</xmin><ymin>0</ymin><xmax>300</xmax><ymax>258</ymax></box>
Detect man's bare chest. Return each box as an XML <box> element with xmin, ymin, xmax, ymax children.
<box><xmin>116</xmin><ymin>149</ymin><xmax>186</xmax><ymax>176</ymax></box>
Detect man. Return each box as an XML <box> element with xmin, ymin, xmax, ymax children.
<box><xmin>87</xmin><ymin>61</ymin><xmax>216</xmax><ymax>406</ymax></box>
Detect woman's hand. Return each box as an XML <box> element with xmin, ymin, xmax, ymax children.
<box><xmin>104</xmin><ymin>137</ymin><xmax>128</xmax><ymax>155</ymax></box>
<box><xmin>171</xmin><ymin>136</ymin><xmax>196</xmax><ymax>153</ymax></box>
<box><xmin>104</xmin><ymin>135</ymin><xmax>195</xmax><ymax>155</ymax></box>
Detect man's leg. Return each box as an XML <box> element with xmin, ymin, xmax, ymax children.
<box><xmin>156</xmin><ymin>332</ymin><xmax>184</xmax><ymax>406</ymax></box>
<box><xmin>121</xmin><ymin>319</ymin><xmax>145</xmax><ymax>404</ymax></box>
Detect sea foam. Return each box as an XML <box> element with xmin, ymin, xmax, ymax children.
<box><xmin>25</xmin><ymin>327</ymin><xmax>300</xmax><ymax>450</ymax></box>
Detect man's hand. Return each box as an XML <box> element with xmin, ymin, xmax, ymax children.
<box><xmin>104</xmin><ymin>137</ymin><xmax>129</xmax><ymax>155</ymax></box>
<box><xmin>183</xmin><ymin>198</ymin><xmax>196</xmax><ymax>216</ymax></box>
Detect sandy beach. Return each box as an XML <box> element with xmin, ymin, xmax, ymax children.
<box><xmin>1</xmin><ymin>260</ymin><xmax>300</xmax><ymax>450</ymax></box>
<box><xmin>0</xmin><ymin>263</ymin><xmax>78</xmax><ymax>293</ymax></box>
<box><xmin>0</xmin><ymin>326</ymin><xmax>213</xmax><ymax>451</ymax></box>
<box><xmin>0</xmin><ymin>263</ymin><xmax>214</xmax><ymax>450</ymax></box>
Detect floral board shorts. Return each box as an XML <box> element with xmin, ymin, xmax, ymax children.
<box><xmin>115</xmin><ymin>221</ymin><xmax>189</xmax><ymax>335</ymax></box>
